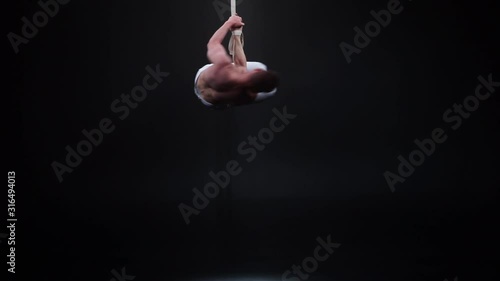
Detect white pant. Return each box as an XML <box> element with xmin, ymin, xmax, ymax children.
<box><xmin>194</xmin><ymin>61</ymin><xmax>277</xmax><ymax>108</ymax></box>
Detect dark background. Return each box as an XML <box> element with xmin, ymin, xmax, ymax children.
<box><xmin>5</xmin><ymin>0</ymin><xmax>500</xmax><ymax>280</ymax></box>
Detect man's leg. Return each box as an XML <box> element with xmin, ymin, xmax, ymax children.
<box><xmin>246</xmin><ymin>61</ymin><xmax>267</xmax><ymax>71</ymax></box>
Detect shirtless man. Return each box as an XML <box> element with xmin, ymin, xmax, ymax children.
<box><xmin>194</xmin><ymin>15</ymin><xmax>279</xmax><ymax>109</ymax></box>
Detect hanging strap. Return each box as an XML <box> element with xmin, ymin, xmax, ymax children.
<box><xmin>231</xmin><ymin>0</ymin><xmax>236</xmax><ymax>16</ymax></box>
<box><xmin>228</xmin><ymin>0</ymin><xmax>243</xmax><ymax>57</ymax></box>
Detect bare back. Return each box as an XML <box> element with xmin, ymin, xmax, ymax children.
<box><xmin>197</xmin><ymin>64</ymin><xmax>257</xmax><ymax>106</ymax></box>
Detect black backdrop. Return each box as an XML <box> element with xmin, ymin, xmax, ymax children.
<box><xmin>5</xmin><ymin>0</ymin><xmax>500</xmax><ymax>280</ymax></box>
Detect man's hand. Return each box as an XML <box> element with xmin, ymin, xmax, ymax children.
<box><xmin>226</xmin><ymin>15</ymin><xmax>244</xmax><ymax>30</ymax></box>
<box><xmin>207</xmin><ymin>14</ymin><xmax>244</xmax><ymax>66</ymax></box>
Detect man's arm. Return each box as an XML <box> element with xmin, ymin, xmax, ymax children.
<box><xmin>231</xmin><ymin>32</ymin><xmax>247</xmax><ymax>68</ymax></box>
<box><xmin>207</xmin><ymin>16</ymin><xmax>244</xmax><ymax>65</ymax></box>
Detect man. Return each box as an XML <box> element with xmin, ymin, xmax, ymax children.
<box><xmin>194</xmin><ymin>15</ymin><xmax>279</xmax><ymax>109</ymax></box>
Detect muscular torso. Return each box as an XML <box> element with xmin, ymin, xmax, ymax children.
<box><xmin>196</xmin><ymin>64</ymin><xmax>257</xmax><ymax>106</ymax></box>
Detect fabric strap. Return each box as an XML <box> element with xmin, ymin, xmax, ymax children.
<box><xmin>228</xmin><ymin>0</ymin><xmax>243</xmax><ymax>57</ymax></box>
